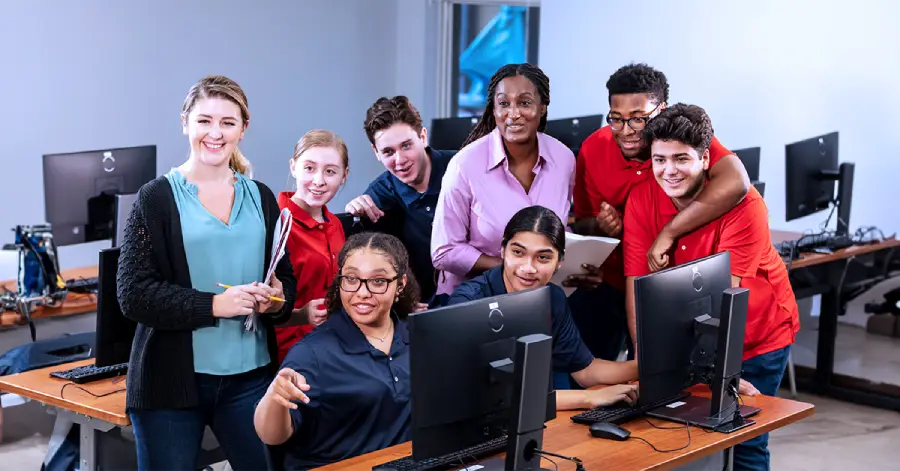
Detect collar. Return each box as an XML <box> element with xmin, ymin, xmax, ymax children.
<box><xmin>277</xmin><ymin>191</ymin><xmax>335</xmax><ymax>230</ymax></box>
<box><xmin>331</xmin><ymin>308</ymin><xmax>409</xmax><ymax>355</ymax></box>
<box><xmin>393</xmin><ymin>147</ymin><xmax>450</xmax><ymax>206</ymax></box>
<box><xmin>485</xmin><ymin>266</ymin><xmax>509</xmax><ymax>297</ymax></box>
<box><xmin>487</xmin><ymin>127</ymin><xmax>549</xmax><ymax>172</ymax></box>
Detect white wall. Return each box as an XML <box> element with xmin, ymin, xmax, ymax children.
<box><xmin>0</xmin><ymin>0</ymin><xmax>404</xmax><ymax>272</ymax></box>
<box><xmin>539</xmin><ymin>0</ymin><xmax>900</xmax><ymax>235</ymax></box>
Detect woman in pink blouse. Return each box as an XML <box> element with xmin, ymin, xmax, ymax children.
<box><xmin>431</xmin><ymin>63</ymin><xmax>575</xmax><ymax>296</ymax></box>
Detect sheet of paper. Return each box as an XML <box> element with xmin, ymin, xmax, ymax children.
<box><xmin>247</xmin><ymin>208</ymin><xmax>292</xmax><ymax>331</ymax></box>
<box><xmin>550</xmin><ymin>232</ymin><xmax>620</xmax><ymax>296</ymax></box>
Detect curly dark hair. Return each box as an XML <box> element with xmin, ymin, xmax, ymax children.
<box><xmin>324</xmin><ymin>232</ymin><xmax>420</xmax><ymax>319</ymax></box>
<box><xmin>605</xmin><ymin>63</ymin><xmax>669</xmax><ymax>106</ymax></box>
<box><xmin>363</xmin><ymin>96</ymin><xmax>424</xmax><ymax>145</ymax></box>
<box><xmin>641</xmin><ymin>103</ymin><xmax>714</xmax><ymax>153</ymax></box>
<box><xmin>462</xmin><ymin>63</ymin><xmax>550</xmax><ymax>148</ymax></box>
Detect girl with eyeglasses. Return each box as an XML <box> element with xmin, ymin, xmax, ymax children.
<box><xmin>254</xmin><ymin>232</ymin><xmax>419</xmax><ymax>470</ymax></box>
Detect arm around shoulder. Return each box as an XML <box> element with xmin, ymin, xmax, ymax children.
<box><xmin>116</xmin><ymin>185</ymin><xmax>217</xmax><ymax>331</ymax></box>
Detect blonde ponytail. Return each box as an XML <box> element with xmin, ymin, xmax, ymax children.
<box><xmin>230</xmin><ymin>147</ymin><xmax>252</xmax><ymax>177</ymax></box>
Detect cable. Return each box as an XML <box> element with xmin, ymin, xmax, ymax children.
<box><xmin>534</xmin><ymin>449</ymin><xmax>582</xmax><ymax>471</ymax></box>
<box><xmin>630</xmin><ymin>422</ymin><xmax>692</xmax><ymax>453</ymax></box>
<box><xmin>60</xmin><ymin>379</ymin><xmax>126</xmax><ymax>400</ymax></box>
<box><xmin>539</xmin><ymin>455</ymin><xmax>559</xmax><ymax>471</ymax></box>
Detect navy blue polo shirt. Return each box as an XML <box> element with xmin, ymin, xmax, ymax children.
<box><xmin>446</xmin><ymin>266</ymin><xmax>594</xmax><ymax>374</ymax></box>
<box><xmin>280</xmin><ymin>309</ymin><xmax>411</xmax><ymax>470</ymax></box>
<box><xmin>364</xmin><ymin>148</ymin><xmax>455</xmax><ymax>302</ymax></box>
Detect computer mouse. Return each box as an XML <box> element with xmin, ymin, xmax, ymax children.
<box><xmin>589</xmin><ymin>422</ymin><xmax>631</xmax><ymax>441</ymax></box>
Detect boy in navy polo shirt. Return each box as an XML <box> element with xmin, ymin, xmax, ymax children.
<box><xmin>345</xmin><ymin>96</ymin><xmax>456</xmax><ymax>302</ymax></box>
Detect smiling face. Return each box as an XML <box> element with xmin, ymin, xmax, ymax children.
<box><xmin>608</xmin><ymin>93</ymin><xmax>663</xmax><ymax>160</ymax></box>
<box><xmin>501</xmin><ymin>231</ymin><xmax>561</xmax><ymax>293</ymax></box>
<box><xmin>339</xmin><ymin>248</ymin><xmax>405</xmax><ymax>327</ymax></box>
<box><xmin>182</xmin><ymin>97</ymin><xmax>246</xmax><ymax>167</ymax></box>
<box><xmin>493</xmin><ymin>75</ymin><xmax>547</xmax><ymax>146</ymax></box>
<box><xmin>290</xmin><ymin>146</ymin><xmax>347</xmax><ymax>210</ymax></box>
<box><xmin>651</xmin><ymin>139</ymin><xmax>710</xmax><ymax>208</ymax></box>
<box><xmin>372</xmin><ymin>123</ymin><xmax>429</xmax><ymax>187</ymax></box>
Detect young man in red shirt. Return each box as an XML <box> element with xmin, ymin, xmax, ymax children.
<box><xmin>568</xmin><ymin>63</ymin><xmax>750</xmax><ymax>362</ymax></box>
<box><xmin>623</xmin><ymin>103</ymin><xmax>799</xmax><ymax>471</ymax></box>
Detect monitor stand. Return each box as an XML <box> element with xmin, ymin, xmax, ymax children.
<box><xmin>483</xmin><ymin>333</ymin><xmax>555</xmax><ymax>471</ymax></box>
<box><xmin>648</xmin><ymin>288</ymin><xmax>761</xmax><ymax>433</ymax></box>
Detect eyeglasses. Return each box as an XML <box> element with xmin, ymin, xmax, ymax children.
<box><xmin>606</xmin><ymin>103</ymin><xmax>663</xmax><ymax>131</ymax></box>
<box><xmin>337</xmin><ymin>275</ymin><xmax>399</xmax><ymax>294</ymax></box>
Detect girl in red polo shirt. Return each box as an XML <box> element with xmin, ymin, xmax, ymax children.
<box><xmin>276</xmin><ymin>130</ymin><xmax>349</xmax><ymax>363</ymax></box>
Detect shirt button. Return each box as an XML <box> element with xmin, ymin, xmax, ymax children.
<box><xmin>394</xmin><ymin>376</ymin><xmax>399</xmax><ymax>382</ymax></box>
<box><xmin>389</xmin><ymin>356</ymin><xmax>393</xmax><ymax>361</ymax></box>
<box><xmin>681</xmin><ymin>245</ymin><xmax>687</xmax><ymax>250</ymax></box>
<box><xmin>426</xmin><ymin>206</ymin><xmax>431</xmax><ymax>212</ymax></box>
<box><xmin>636</xmin><ymin>170</ymin><xmax>642</xmax><ymax>175</ymax></box>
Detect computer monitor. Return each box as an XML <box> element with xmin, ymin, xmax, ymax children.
<box><xmin>543</xmin><ymin>114</ymin><xmax>605</xmax><ymax>155</ymax></box>
<box><xmin>429</xmin><ymin>117</ymin><xmax>479</xmax><ymax>151</ymax></box>
<box><xmin>112</xmin><ymin>193</ymin><xmax>138</xmax><ymax>247</ymax></box>
<box><xmin>634</xmin><ymin>252</ymin><xmax>760</xmax><ymax>432</ymax></box>
<box><xmin>753</xmin><ymin>181</ymin><xmax>766</xmax><ymax>198</ymax></box>
<box><xmin>733</xmin><ymin>147</ymin><xmax>761</xmax><ymax>182</ymax></box>
<box><xmin>94</xmin><ymin>247</ymin><xmax>137</xmax><ymax>367</ymax></box>
<box><xmin>43</xmin><ymin>145</ymin><xmax>157</xmax><ymax>246</ymax></box>
<box><xmin>785</xmin><ymin>132</ymin><xmax>855</xmax><ymax>235</ymax></box>
<box><xmin>407</xmin><ymin>286</ymin><xmax>555</xmax><ymax>469</ymax></box>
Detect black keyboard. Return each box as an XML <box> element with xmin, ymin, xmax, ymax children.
<box><xmin>571</xmin><ymin>391</ymin><xmax>691</xmax><ymax>426</ymax></box>
<box><xmin>50</xmin><ymin>363</ymin><xmax>128</xmax><ymax>384</ymax></box>
<box><xmin>65</xmin><ymin>276</ymin><xmax>99</xmax><ymax>293</ymax></box>
<box><xmin>373</xmin><ymin>435</ymin><xmax>507</xmax><ymax>471</ymax></box>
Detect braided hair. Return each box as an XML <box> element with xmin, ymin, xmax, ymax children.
<box><xmin>461</xmin><ymin>63</ymin><xmax>551</xmax><ymax>148</ymax></box>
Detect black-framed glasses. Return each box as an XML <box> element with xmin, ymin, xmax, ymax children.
<box><xmin>606</xmin><ymin>103</ymin><xmax>663</xmax><ymax>131</ymax></box>
<box><xmin>338</xmin><ymin>275</ymin><xmax>399</xmax><ymax>294</ymax></box>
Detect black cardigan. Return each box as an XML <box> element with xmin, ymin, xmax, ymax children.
<box><xmin>116</xmin><ymin>175</ymin><xmax>297</xmax><ymax>410</ymax></box>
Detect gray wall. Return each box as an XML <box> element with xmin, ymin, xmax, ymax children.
<box><xmin>0</xmin><ymin>0</ymin><xmax>408</xmax><ymax>271</ymax></box>
<box><xmin>539</xmin><ymin>0</ymin><xmax>900</xmax><ymax>235</ymax></box>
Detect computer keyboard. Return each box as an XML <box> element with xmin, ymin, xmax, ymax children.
<box><xmin>65</xmin><ymin>276</ymin><xmax>99</xmax><ymax>293</ymax></box>
<box><xmin>372</xmin><ymin>435</ymin><xmax>507</xmax><ymax>471</ymax></box>
<box><xmin>774</xmin><ymin>233</ymin><xmax>857</xmax><ymax>260</ymax></box>
<box><xmin>571</xmin><ymin>391</ymin><xmax>691</xmax><ymax>426</ymax></box>
<box><xmin>50</xmin><ymin>363</ymin><xmax>127</xmax><ymax>384</ymax></box>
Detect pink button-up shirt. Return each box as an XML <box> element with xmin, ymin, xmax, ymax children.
<box><xmin>431</xmin><ymin>127</ymin><xmax>575</xmax><ymax>295</ymax></box>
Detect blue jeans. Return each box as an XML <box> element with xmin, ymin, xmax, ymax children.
<box><xmin>129</xmin><ymin>366</ymin><xmax>272</xmax><ymax>471</ymax></box>
<box><xmin>733</xmin><ymin>345</ymin><xmax>791</xmax><ymax>471</ymax></box>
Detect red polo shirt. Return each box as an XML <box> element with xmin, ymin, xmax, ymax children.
<box><xmin>276</xmin><ymin>192</ymin><xmax>345</xmax><ymax>364</ymax></box>
<box><xmin>622</xmin><ymin>181</ymin><xmax>799</xmax><ymax>360</ymax></box>
<box><xmin>574</xmin><ymin>126</ymin><xmax>732</xmax><ymax>291</ymax></box>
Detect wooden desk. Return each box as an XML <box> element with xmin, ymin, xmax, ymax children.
<box><xmin>0</xmin><ymin>358</ymin><xmax>128</xmax><ymax>470</ymax></box>
<box><xmin>0</xmin><ymin>265</ymin><xmax>99</xmax><ymax>327</ymax></box>
<box><xmin>770</xmin><ymin>231</ymin><xmax>900</xmax><ymax>410</ymax></box>
<box><xmin>0</xmin><ymin>358</ymin><xmax>128</xmax><ymax>426</ymax></box>
<box><xmin>316</xmin><ymin>386</ymin><xmax>814</xmax><ymax>471</ymax></box>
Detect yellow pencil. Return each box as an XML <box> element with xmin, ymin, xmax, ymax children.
<box><xmin>216</xmin><ymin>283</ymin><xmax>285</xmax><ymax>303</ymax></box>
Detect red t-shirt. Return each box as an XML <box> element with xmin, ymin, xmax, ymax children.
<box><xmin>574</xmin><ymin>126</ymin><xmax>731</xmax><ymax>291</ymax></box>
<box><xmin>276</xmin><ymin>192</ymin><xmax>345</xmax><ymax>364</ymax></box>
<box><xmin>622</xmin><ymin>182</ymin><xmax>799</xmax><ymax>360</ymax></box>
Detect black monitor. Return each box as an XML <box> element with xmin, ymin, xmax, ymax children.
<box><xmin>543</xmin><ymin>114</ymin><xmax>605</xmax><ymax>155</ymax></box>
<box><xmin>95</xmin><ymin>247</ymin><xmax>136</xmax><ymax>367</ymax></box>
<box><xmin>753</xmin><ymin>181</ymin><xmax>766</xmax><ymax>198</ymax></box>
<box><xmin>733</xmin><ymin>147</ymin><xmax>761</xmax><ymax>182</ymax></box>
<box><xmin>407</xmin><ymin>286</ymin><xmax>555</xmax><ymax>470</ymax></box>
<box><xmin>429</xmin><ymin>117</ymin><xmax>479</xmax><ymax>151</ymax></box>
<box><xmin>634</xmin><ymin>252</ymin><xmax>760</xmax><ymax>432</ymax></box>
<box><xmin>43</xmin><ymin>145</ymin><xmax>157</xmax><ymax>246</ymax></box>
<box><xmin>785</xmin><ymin>132</ymin><xmax>855</xmax><ymax>235</ymax></box>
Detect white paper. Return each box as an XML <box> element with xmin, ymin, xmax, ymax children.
<box><xmin>246</xmin><ymin>208</ymin><xmax>293</xmax><ymax>331</ymax></box>
<box><xmin>550</xmin><ymin>232</ymin><xmax>620</xmax><ymax>296</ymax></box>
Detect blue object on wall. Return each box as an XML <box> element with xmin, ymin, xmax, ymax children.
<box><xmin>459</xmin><ymin>6</ymin><xmax>527</xmax><ymax>110</ymax></box>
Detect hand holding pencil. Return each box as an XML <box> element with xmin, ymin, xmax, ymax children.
<box><xmin>213</xmin><ymin>281</ymin><xmax>285</xmax><ymax>319</ymax></box>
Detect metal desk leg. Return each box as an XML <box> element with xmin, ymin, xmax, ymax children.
<box><xmin>814</xmin><ymin>261</ymin><xmax>848</xmax><ymax>393</ymax></box>
<box><xmin>723</xmin><ymin>447</ymin><xmax>734</xmax><ymax>471</ymax></box>
<box><xmin>50</xmin><ymin>408</ymin><xmax>116</xmax><ymax>471</ymax></box>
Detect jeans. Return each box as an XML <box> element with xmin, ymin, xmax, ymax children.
<box><xmin>733</xmin><ymin>345</ymin><xmax>791</xmax><ymax>471</ymax></box>
<box><xmin>129</xmin><ymin>366</ymin><xmax>272</xmax><ymax>471</ymax></box>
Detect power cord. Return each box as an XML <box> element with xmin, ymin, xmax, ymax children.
<box><xmin>59</xmin><ymin>375</ymin><xmax>126</xmax><ymax>400</ymax></box>
<box><xmin>533</xmin><ymin>449</ymin><xmax>583</xmax><ymax>471</ymax></box>
<box><xmin>629</xmin><ymin>422</ymin><xmax>692</xmax><ymax>453</ymax></box>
